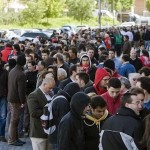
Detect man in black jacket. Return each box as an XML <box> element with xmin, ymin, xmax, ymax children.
<box><xmin>100</xmin><ymin>92</ymin><xmax>143</xmax><ymax>150</ymax></box>
<box><xmin>47</xmin><ymin>82</ymin><xmax>80</xmax><ymax>150</ymax></box>
<box><xmin>58</xmin><ymin>92</ymin><xmax>90</xmax><ymax>150</ymax></box>
<box><xmin>0</xmin><ymin>58</ymin><xmax>8</xmax><ymax>142</ymax></box>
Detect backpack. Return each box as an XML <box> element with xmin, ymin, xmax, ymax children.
<box><xmin>115</xmin><ymin>34</ymin><xmax>122</xmax><ymax>45</ymax></box>
<box><xmin>40</xmin><ymin>95</ymin><xmax>67</xmax><ymax>135</ymax></box>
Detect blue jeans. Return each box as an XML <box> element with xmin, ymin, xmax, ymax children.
<box><xmin>51</xmin><ymin>144</ymin><xmax>58</xmax><ymax>150</ymax></box>
<box><xmin>0</xmin><ymin>96</ymin><xmax>7</xmax><ymax>137</ymax></box>
<box><xmin>145</xmin><ymin>40</ymin><xmax>150</xmax><ymax>51</ymax></box>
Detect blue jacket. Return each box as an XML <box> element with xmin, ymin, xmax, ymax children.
<box><xmin>118</xmin><ymin>62</ymin><xmax>136</xmax><ymax>78</ymax></box>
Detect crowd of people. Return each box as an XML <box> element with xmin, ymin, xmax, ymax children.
<box><xmin>0</xmin><ymin>25</ymin><xmax>150</xmax><ymax>150</ymax></box>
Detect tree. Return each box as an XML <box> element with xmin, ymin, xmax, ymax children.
<box><xmin>146</xmin><ymin>0</ymin><xmax>150</xmax><ymax>11</ymax></box>
<box><xmin>20</xmin><ymin>1</ymin><xmax>44</xmax><ymax>26</ymax></box>
<box><xmin>38</xmin><ymin>0</ymin><xmax>66</xmax><ymax>22</ymax></box>
<box><xmin>108</xmin><ymin>0</ymin><xmax>134</xmax><ymax>11</ymax></box>
<box><xmin>66</xmin><ymin>0</ymin><xmax>95</xmax><ymax>25</ymax></box>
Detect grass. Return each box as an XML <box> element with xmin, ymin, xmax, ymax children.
<box><xmin>0</xmin><ymin>17</ymin><xmax>120</xmax><ymax>29</ymax></box>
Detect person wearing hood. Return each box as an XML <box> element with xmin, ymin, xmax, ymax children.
<box><xmin>1</xmin><ymin>43</ymin><xmax>15</xmax><ymax>63</ymax></box>
<box><xmin>84</xmin><ymin>95</ymin><xmax>110</xmax><ymax>150</ymax></box>
<box><xmin>48</xmin><ymin>82</ymin><xmax>80</xmax><ymax>149</ymax></box>
<box><xmin>58</xmin><ymin>92</ymin><xmax>90</xmax><ymax>150</ymax></box>
<box><xmin>84</xmin><ymin>68</ymin><xmax>111</xmax><ymax>95</ymax></box>
<box><xmin>79</xmin><ymin>54</ymin><xmax>97</xmax><ymax>82</ymax></box>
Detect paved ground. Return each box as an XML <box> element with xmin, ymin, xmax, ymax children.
<box><xmin>0</xmin><ymin>138</ymin><xmax>32</xmax><ymax>150</ymax></box>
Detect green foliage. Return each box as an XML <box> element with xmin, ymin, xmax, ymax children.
<box><xmin>66</xmin><ymin>0</ymin><xmax>95</xmax><ymax>25</ymax></box>
<box><xmin>146</xmin><ymin>0</ymin><xmax>150</xmax><ymax>12</ymax></box>
<box><xmin>38</xmin><ymin>0</ymin><xmax>66</xmax><ymax>19</ymax></box>
<box><xmin>108</xmin><ymin>0</ymin><xmax>134</xmax><ymax>11</ymax></box>
<box><xmin>19</xmin><ymin>1</ymin><xmax>44</xmax><ymax>27</ymax></box>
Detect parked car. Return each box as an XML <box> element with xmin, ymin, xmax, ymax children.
<box><xmin>20</xmin><ymin>32</ymin><xmax>49</xmax><ymax>41</ymax></box>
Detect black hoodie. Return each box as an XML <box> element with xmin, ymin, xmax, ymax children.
<box><xmin>48</xmin><ymin>82</ymin><xmax>80</xmax><ymax>144</ymax></box>
<box><xmin>58</xmin><ymin>92</ymin><xmax>90</xmax><ymax>150</ymax></box>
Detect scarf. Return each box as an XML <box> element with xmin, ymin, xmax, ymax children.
<box><xmin>81</xmin><ymin>64</ymin><xmax>89</xmax><ymax>73</ymax></box>
<box><xmin>85</xmin><ymin>109</ymin><xmax>108</xmax><ymax>126</ymax></box>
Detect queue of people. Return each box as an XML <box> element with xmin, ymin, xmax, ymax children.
<box><xmin>0</xmin><ymin>25</ymin><xmax>150</xmax><ymax>150</ymax></box>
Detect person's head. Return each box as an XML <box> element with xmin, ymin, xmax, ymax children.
<box><xmin>63</xmin><ymin>52</ymin><xmax>70</xmax><ymax>63</ymax></box>
<box><xmin>121</xmin><ymin>54</ymin><xmax>130</xmax><ymax>63</ymax></box>
<box><xmin>70</xmin><ymin>92</ymin><xmax>90</xmax><ymax>117</ymax></box>
<box><xmin>80</xmin><ymin>54</ymin><xmax>90</xmax><ymax>67</ymax></box>
<box><xmin>130</xmin><ymin>48</ymin><xmax>137</xmax><ymax>59</ymax></box>
<box><xmin>98</xmin><ymin>47</ymin><xmax>106</xmax><ymax>56</ymax></box>
<box><xmin>75</xmin><ymin>72</ymin><xmax>90</xmax><ymax>88</ymax></box>
<box><xmin>87</xmin><ymin>46</ymin><xmax>95</xmax><ymax>59</ymax></box>
<box><xmin>94</xmin><ymin>68</ymin><xmax>111</xmax><ymax>90</ymax></box>
<box><xmin>54</xmin><ymin>53</ymin><xmax>64</xmax><ymax>64</ymax></box>
<box><xmin>136</xmin><ymin>77</ymin><xmax>150</xmax><ymax>95</ymax></box>
<box><xmin>108</xmin><ymin>49</ymin><xmax>116</xmax><ymax>59</ymax></box>
<box><xmin>40</xmin><ymin>77</ymin><xmax>55</xmax><ymax>94</ymax></box>
<box><xmin>27</xmin><ymin>60</ymin><xmax>36</xmax><ymax>72</ymax></box>
<box><xmin>29</xmin><ymin>52</ymin><xmax>39</xmax><ymax>62</ymax></box>
<box><xmin>141</xmin><ymin>50</ymin><xmax>149</xmax><ymax>57</ymax></box>
<box><xmin>119</xmin><ymin>77</ymin><xmax>131</xmax><ymax>93</ymax></box>
<box><xmin>57</xmin><ymin>68</ymin><xmax>67</xmax><ymax>81</ymax></box>
<box><xmin>129</xmin><ymin>73</ymin><xmax>140</xmax><ymax>87</ymax></box>
<box><xmin>130</xmin><ymin>87</ymin><xmax>145</xmax><ymax>107</ymax></box>
<box><xmin>139</xmin><ymin>66</ymin><xmax>150</xmax><ymax>77</ymax></box>
<box><xmin>37</xmin><ymin>60</ymin><xmax>46</xmax><ymax>72</ymax></box>
<box><xmin>123</xmin><ymin>35</ymin><xmax>129</xmax><ymax>41</ymax></box>
<box><xmin>30</xmin><ymin>43</ymin><xmax>36</xmax><ymax>52</ymax></box>
<box><xmin>107</xmin><ymin>77</ymin><xmax>121</xmax><ymax>99</ymax></box>
<box><xmin>25</xmin><ymin>55</ymin><xmax>33</xmax><ymax>64</ymax></box>
<box><xmin>16</xmin><ymin>55</ymin><xmax>26</xmax><ymax>66</ymax></box>
<box><xmin>68</xmin><ymin>46</ymin><xmax>77</xmax><ymax>59</ymax></box>
<box><xmin>103</xmin><ymin>59</ymin><xmax>115</xmax><ymax>72</ymax></box>
<box><xmin>13</xmin><ymin>44</ymin><xmax>20</xmax><ymax>52</ymax></box>
<box><xmin>121</xmin><ymin>92</ymin><xmax>143</xmax><ymax>115</ymax></box>
<box><xmin>41</xmin><ymin>50</ymin><xmax>50</xmax><ymax>61</ymax></box>
<box><xmin>90</xmin><ymin>95</ymin><xmax>107</xmax><ymax>119</ymax></box>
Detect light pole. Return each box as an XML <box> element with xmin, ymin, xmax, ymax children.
<box><xmin>98</xmin><ymin>0</ymin><xmax>101</xmax><ymax>28</ymax></box>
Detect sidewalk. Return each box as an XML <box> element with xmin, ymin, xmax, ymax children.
<box><xmin>0</xmin><ymin>137</ymin><xmax>32</xmax><ymax>150</ymax></box>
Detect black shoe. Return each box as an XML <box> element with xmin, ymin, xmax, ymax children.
<box><xmin>9</xmin><ymin>140</ymin><xmax>23</xmax><ymax>146</ymax></box>
<box><xmin>17</xmin><ymin>139</ymin><xmax>26</xmax><ymax>144</ymax></box>
<box><xmin>0</xmin><ymin>136</ymin><xmax>7</xmax><ymax>142</ymax></box>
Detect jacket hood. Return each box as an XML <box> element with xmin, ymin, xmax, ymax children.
<box><xmin>80</xmin><ymin>54</ymin><xmax>91</xmax><ymax>67</ymax></box>
<box><xmin>3</xmin><ymin>47</ymin><xmax>12</xmax><ymax>51</ymax></box>
<box><xmin>58</xmin><ymin>82</ymin><xmax>80</xmax><ymax>102</ymax></box>
<box><xmin>70</xmin><ymin>92</ymin><xmax>90</xmax><ymax>119</ymax></box>
<box><xmin>117</xmin><ymin>107</ymin><xmax>140</xmax><ymax>120</ymax></box>
<box><xmin>93</xmin><ymin>68</ymin><xmax>110</xmax><ymax>95</ymax></box>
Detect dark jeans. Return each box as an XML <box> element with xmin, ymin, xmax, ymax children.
<box><xmin>51</xmin><ymin>144</ymin><xmax>58</xmax><ymax>150</ymax></box>
<box><xmin>0</xmin><ymin>96</ymin><xmax>7</xmax><ymax>137</ymax></box>
<box><xmin>115</xmin><ymin>44</ymin><xmax>122</xmax><ymax>57</ymax></box>
<box><xmin>8</xmin><ymin>102</ymin><xmax>21</xmax><ymax>144</ymax></box>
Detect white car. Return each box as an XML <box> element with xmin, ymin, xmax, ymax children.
<box><xmin>119</xmin><ymin>22</ymin><xmax>135</xmax><ymax>27</ymax></box>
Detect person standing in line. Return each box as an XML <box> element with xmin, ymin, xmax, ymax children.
<box><xmin>0</xmin><ymin>58</ymin><xmax>8</xmax><ymax>142</ymax></box>
<box><xmin>28</xmin><ymin>77</ymin><xmax>55</xmax><ymax>150</ymax></box>
<box><xmin>7</xmin><ymin>55</ymin><xmax>26</xmax><ymax>146</ymax></box>
<box><xmin>57</xmin><ymin>92</ymin><xmax>90</xmax><ymax>150</ymax></box>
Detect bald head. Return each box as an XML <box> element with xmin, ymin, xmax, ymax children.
<box><xmin>130</xmin><ymin>48</ymin><xmax>137</xmax><ymax>59</ymax></box>
<box><xmin>41</xmin><ymin>77</ymin><xmax>56</xmax><ymax>94</ymax></box>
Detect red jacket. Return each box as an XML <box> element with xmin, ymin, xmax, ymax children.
<box><xmin>139</xmin><ymin>55</ymin><xmax>150</xmax><ymax>67</ymax></box>
<box><xmin>1</xmin><ymin>47</ymin><xmax>14</xmax><ymax>62</ymax></box>
<box><xmin>101</xmin><ymin>92</ymin><xmax>122</xmax><ymax>115</ymax></box>
<box><xmin>93</xmin><ymin>68</ymin><xmax>111</xmax><ymax>95</ymax></box>
<box><xmin>104</xmin><ymin>37</ymin><xmax>111</xmax><ymax>50</ymax></box>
